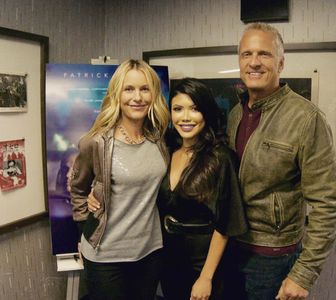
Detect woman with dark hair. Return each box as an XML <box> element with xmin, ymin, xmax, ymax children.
<box><xmin>87</xmin><ymin>77</ymin><xmax>247</xmax><ymax>299</ymax></box>
<box><xmin>158</xmin><ymin>78</ymin><xmax>247</xmax><ymax>300</ymax></box>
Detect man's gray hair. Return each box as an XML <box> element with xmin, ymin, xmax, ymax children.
<box><xmin>238</xmin><ymin>22</ymin><xmax>284</xmax><ymax>58</ymax></box>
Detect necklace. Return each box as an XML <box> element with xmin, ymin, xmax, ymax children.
<box><xmin>181</xmin><ymin>145</ymin><xmax>193</xmax><ymax>152</ymax></box>
<box><xmin>117</xmin><ymin>125</ymin><xmax>145</xmax><ymax>145</ymax></box>
<box><xmin>180</xmin><ymin>144</ymin><xmax>194</xmax><ymax>154</ymax></box>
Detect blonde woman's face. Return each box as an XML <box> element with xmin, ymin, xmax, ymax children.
<box><xmin>120</xmin><ymin>69</ymin><xmax>153</xmax><ymax>123</ymax></box>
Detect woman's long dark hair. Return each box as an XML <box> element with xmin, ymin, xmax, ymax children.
<box><xmin>168</xmin><ymin>78</ymin><xmax>226</xmax><ymax>202</ymax></box>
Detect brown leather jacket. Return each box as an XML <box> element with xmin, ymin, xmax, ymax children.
<box><xmin>70</xmin><ymin>127</ymin><xmax>168</xmax><ymax>250</ymax></box>
<box><xmin>227</xmin><ymin>84</ymin><xmax>336</xmax><ymax>291</ymax></box>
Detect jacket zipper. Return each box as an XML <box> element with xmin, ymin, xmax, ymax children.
<box><xmin>94</xmin><ymin>133</ymin><xmax>113</xmax><ymax>251</ymax></box>
<box><xmin>263</xmin><ymin>141</ymin><xmax>293</xmax><ymax>153</ymax></box>
<box><xmin>273</xmin><ymin>193</ymin><xmax>282</xmax><ymax>232</ymax></box>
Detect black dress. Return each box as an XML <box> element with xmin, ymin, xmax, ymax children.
<box><xmin>157</xmin><ymin>145</ymin><xmax>247</xmax><ymax>300</ymax></box>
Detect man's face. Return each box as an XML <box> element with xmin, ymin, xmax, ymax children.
<box><xmin>239</xmin><ymin>29</ymin><xmax>284</xmax><ymax>100</ymax></box>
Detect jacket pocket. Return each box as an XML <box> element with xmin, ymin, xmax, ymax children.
<box><xmin>262</xmin><ymin>139</ymin><xmax>294</xmax><ymax>154</ymax></box>
<box><xmin>272</xmin><ymin>193</ymin><xmax>283</xmax><ymax>232</ymax></box>
<box><xmin>83</xmin><ymin>212</ymin><xmax>99</xmax><ymax>241</ymax></box>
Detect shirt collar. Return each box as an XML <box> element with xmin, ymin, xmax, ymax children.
<box><xmin>239</xmin><ymin>83</ymin><xmax>290</xmax><ymax>112</ymax></box>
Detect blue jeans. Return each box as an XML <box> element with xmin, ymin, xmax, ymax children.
<box><xmin>238</xmin><ymin>246</ymin><xmax>301</xmax><ymax>300</ymax></box>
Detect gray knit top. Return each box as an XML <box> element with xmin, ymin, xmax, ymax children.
<box><xmin>81</xmin><ymin>138</ymin><xmax>166</xmax><ymax>262</ymax></box>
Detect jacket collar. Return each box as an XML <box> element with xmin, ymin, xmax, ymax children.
<box><xmin>102</xmin><ymin>126</ymin><xmax>115</xmax><ymax>140</ymax></box>
<box><xmin>240</xmin><ymin>83</ymin><xmax>290</xmax><ymax>112</ymax></box>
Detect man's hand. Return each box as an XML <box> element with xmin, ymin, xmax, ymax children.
<box><xmin>275</xmin><ymin>277</ymin><xmax>309</xmax><ymax>300</ymax></box>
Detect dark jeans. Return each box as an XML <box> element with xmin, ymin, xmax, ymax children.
<box><xmin>83</xmin><ymin>249</ymin><xmax>162</xmax><ymax>300</ymax></box>
<box><xmin>237</xmin><ymin>245</ymin><xmax>301</xmax><ymax>300</ymax></box>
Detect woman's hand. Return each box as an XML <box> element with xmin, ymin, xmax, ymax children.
<box><xmin>190</xmin><ymin>230</ymin><xmax>227</xmax><ymax>300</ymax></box>
<box><xmin>87</xmin><ymin>192</ymin><xmax>100</xmax><ymax>212</ymax></box>
<box><xmin>190</xmin><ymin>276</ymin><xmax>212</xmax><ymax>300</ymax></box>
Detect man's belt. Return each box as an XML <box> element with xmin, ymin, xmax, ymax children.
<box><xmin>237</xmin><ymin>240</ymin><xmax>301</xmax><ymax>256</ymax></box>
<box><xmin>163</xmin><ymin>215</ymin><xmax>213</xmax><ymax>235</ymax></box>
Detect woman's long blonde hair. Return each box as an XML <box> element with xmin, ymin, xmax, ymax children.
<box><xmin>86</xmin><ymin>59</ymin><xmax>169</xmax><ymax>140</ymax></box>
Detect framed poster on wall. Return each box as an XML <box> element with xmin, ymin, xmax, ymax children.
<box><xmin>143</xmin><ymin>42</ymin><xmax>336</xmax><ymax>140</ymax></box>
<box><xmin>0</xmin><ymin>27</ymin><xmax>49</xmax><ymax>233</ymax></box>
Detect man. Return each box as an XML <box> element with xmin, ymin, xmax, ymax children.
<box><xmin>227</xmin><ymin>22</ymin><xmax>336</xmax><ymax>300</ymax></box>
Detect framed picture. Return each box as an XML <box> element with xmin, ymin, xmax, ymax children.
<box><xmin>143</xmin><ymin>42</ymin><xmax>336</xmax><ymax>112</ymax></box>
<box><xmin>0</xmin><ymin>72</ymin><xmax>28</xmax><ymax>112</ymax></box>
<box><xmin>0</xmin><ymin>139</ymin><xmax>27</xmax><ymax>192</ymax></box>
<box><xmin>168</xmin><ymin>76</ymin><xmax>316</xmax><ymax>128</ymax></box>
<box><xmin>0</xmin><ymin>27</ymin><xmax>49</xmax><ymax>233</ymax></box>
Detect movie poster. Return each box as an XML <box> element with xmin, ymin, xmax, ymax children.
<box><xmin>0</xmin><ymin>139</ymin><xmax>26</xmax><ymax>191</ymax></box>
<box><xmin>46</xmin><ymin>64</ymin><xmax>169</xmax><ymax>255</ymax></box>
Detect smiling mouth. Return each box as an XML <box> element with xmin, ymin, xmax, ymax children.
<box><xmin>179</xmin><ymin>125</ymin><xmax>195</xmax><ymax>132</ymax></box>
<box><xmin>129</xmin><ymin>104</ymin><xmax>147</xmax><ymax>109</ymax></box>
<box><xmin>247</xmin><ymin>71</ymin><xmax>265</xmax><ymax>78</ymax></box>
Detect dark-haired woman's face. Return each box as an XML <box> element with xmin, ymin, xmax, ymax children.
<box><xmin>171</xmin><ymin>93</ymin><xmax>205</xmax><ymax>146</ymax></box>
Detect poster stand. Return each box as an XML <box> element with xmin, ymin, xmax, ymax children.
<box><xmin>91</xmin><ymin>55</ymin><xmax>118</xmax><ymax>65</ymax></box>
<box><xmin>56</xmin><ymin>253</ymin><xmax>83</xmax><ymax>300</ymax></box>
<box><xmin>54</xmin><ymin>57</ymin><xmax>117</xmax><ymax>300</ymax></box>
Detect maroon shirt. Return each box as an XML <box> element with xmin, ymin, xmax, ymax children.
<box><xmin>236</xmin><ymin>100</ymin><xmax>261</xmax><ymax>161</ymax></box>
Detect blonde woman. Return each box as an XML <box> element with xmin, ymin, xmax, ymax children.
<box><xmin>70</xmin><ymin>59</ymin><xmax>169</xmax><ymax>300</ymax></box>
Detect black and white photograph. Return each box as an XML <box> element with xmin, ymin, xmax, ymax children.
<box><xmin>0</xmin><ymin>73</ymin><xmax>27</xmax><ymax>112</ymax></box>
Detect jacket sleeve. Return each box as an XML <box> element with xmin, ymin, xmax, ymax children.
<box><xmin>214</xmin><ymin>148</ymin><xmax>248</xmax><ymax>237</ymax></box>
<box><xmin>288</xmin><ymin>109</ymin><xmax>336</xmax><ymax>291</ymax></box>
<box><xmin>70</xmin><ymin>137</ymin><xmax>95</xmax><ymax>225</ymax></box>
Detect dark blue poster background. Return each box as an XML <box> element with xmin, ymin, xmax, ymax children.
<box><xmin>46</xmin><ymin>64</ymin><xmax>169</xmax><ymax>255</ymax></box>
